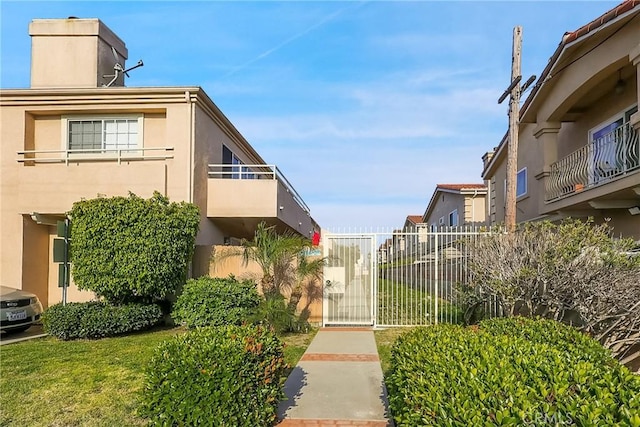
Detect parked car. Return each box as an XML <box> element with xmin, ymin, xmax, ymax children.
<box><xmin>0</xmin><ymin>286</ymin><xmax>43</xmax><ymax>334</ymax></box>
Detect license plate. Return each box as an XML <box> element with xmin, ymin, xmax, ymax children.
<box><xmin>7</xmin><ymin>310</ymin><xmax>27</xmax><ymax>321</ymax></box>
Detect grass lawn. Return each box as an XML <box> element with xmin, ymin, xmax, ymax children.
<box><xmin>0</xmin><ymin>326</ymin><xmax>316</xmax><ymax>426</ymax></box>
<box><xmin>377</xmin><ymin>279</ymin><xmax>463</xmax><ymax>326</ymax></box>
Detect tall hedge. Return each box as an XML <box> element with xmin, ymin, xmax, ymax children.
<box><xmin>70</xmin><ymin>192</ymin><xmax>200</xmax><ymax>304</ymax></box>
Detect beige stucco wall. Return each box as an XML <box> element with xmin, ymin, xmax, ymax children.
<box><xmin>30</xmin><ymin>19</ymin><xmax>128</xmax><ymax>89</ymax></box>
<box><xmin>276</xmin><ymin>179</ymin><xmax>315</xmax><ymax>237</ymax></box>
<box><xmin>208</xmin><ymin>180</ymin><xmax>278</xmax><ymax>217</ymax></box>
<box><xmin>532</xmin><ymin>22</ymin><xmax>638</xmax><ymax>126</ymax></box>
<box><xmin>424</xmin><ymin>193</ymin><xmax>463</xmax><ymax>227</ymax></box>
<box><xmin>20</xmin><ymin>216</ymin><xmax>50</xmax><ymax>306</ymax></box>
<box><xmin>1</xmin><ymin>93</ymin><xmax>193</xmax><ymax>306</ymax></box>
<box><xmin>485</xmin><ymin>16</ymin><xmax>640</xmax><ymax>238</ymax></box>
<box><xmin>463</xmin><ymin>193</ymin><xmax>487</xmax><ymax>226</ymax></box>
<box><xmin>556</xmin><ymin>91</ymin><xmax>637</xmax><ymax>159</ymax></box>
<box><xmin>209</xmin><ymin>245</ymin><xmax>323</xmax><ymax>324</ymax></box>
<box><xmin>192</xmin><ymin>101</ymin><xmax>265</xmax><ymax>246</ymax></box>
<box><xmin>46</xmin><ymin>231</ymin><xmax>95</xmax><ymax>306</ymax></box>
<box><xmin>425</xmin><ymin>191</ymin><xmax>487</xmax><ymax>227</ymax></box>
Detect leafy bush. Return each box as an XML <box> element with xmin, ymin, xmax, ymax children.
<box><xmin>172</xmin><ymin>275</ymin><xmax>261</xmax><ymax>328</ymax></box>
<box><xmin>479</xmin><ymin>317</ymin><xmax>612</xmax><ymax>363</ymax></box>
<box><xmin>387</xmin><ymin>319</ymin><xmax>640</xmax><ymax>426</ymax></box>
<box><xmin>140</xmin><ymin>324</ymin><xmax>287</xmax><ymax>426</ymax></box>
<box><xmin>43</xmin><ymin>301</ymin><xmax>163</xmax><ymax>340</ymax></box>
<box><xmin>465</xmin><ymin>218</ymin><xmax>640</xmax><ymax>359</ymax></box>
<box><xmin>70</xmin><ymin>192</ymin><xmax>200</xmax><ymax>304</ymax></box>
<box><xmin>253</xmin><ymin>293</ymin><xmax>309</xmax><ymax>334</ymax></box>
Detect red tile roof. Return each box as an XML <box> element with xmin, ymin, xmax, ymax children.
<box><xmin>437</xmin><ymin>184</ymin><xmax>487</xmax><ymax>191</ymax></box>
<box><xmin>563</xmin><ymin>0</ymin><xmax>639</xmax><ymax>43</ymax></box>
<box><xmin>406</xmin><ymin>215</ymin><xmax>423</xmax><ymax>224</ymax></box>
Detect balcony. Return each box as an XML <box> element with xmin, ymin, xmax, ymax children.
<box><xmin>207</xmin><ymin>164</ymin><xmax>314</xmax><ymax>237</ymax></box>
<box><xmin>546</xmin><ymin>123</ymin><xmax>639</xmax><ymax>201</ymax></box>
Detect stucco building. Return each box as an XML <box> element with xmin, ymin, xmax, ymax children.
<box><xmin>0</xmin><ymin>18</ymin><xmax>319</xmax><ymax>307</ymax></box>
<box><xmin>422</xmin><ymin>184</ymin><xmax>488</xmax><ymax>229</ymax></box>
<box><xmin>482</xmin><ymin>1</ymin><xmax>640</xmax><ymax>239</ymax></box>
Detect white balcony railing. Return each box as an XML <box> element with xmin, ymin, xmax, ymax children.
<box><xmin>208</xmin><ymin>163</ymin><xmax>310</xmax><ymax>213</ymax></box>
<box><xmin>546</xmin><ymin>123</ymin><xmax>639</xmax><ymax>201</ymax></box>
<box><xmin>16</xmin><ymin>147</ymin><xmax>174</xmax><ymax>165</ymax></box>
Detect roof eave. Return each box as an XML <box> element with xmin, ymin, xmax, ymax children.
<box><xmin>520</xmin><ymin>1</ymin><xmax>640</xmax><ymax>123</ymax></box>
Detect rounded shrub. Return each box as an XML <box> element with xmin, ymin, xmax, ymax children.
<box><xmin>387</xmin><ymin>320</ymin><xmax>640</xmax><ymax>426</ymax></box>
<box><xmin>140</xmin><ymin>324</ymin><xmax>287</xmax><ymax>426</ymax></box>
<box><xmin>43</xmin><ymin>301</ymin><xmax>163</xmax><ymax>340</ymax></box>
<box><xmin>171</xmin><ymin>275</ymin><xmax>261</xmax><ymax>328</ymax></box>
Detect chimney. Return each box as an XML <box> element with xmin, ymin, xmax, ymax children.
<box><xmin>29</xmin><ymin>18</ymin><xmax>128</xmax><ymax>89</ymax></box>
<box><xmin>482</xmin><ymin>150</ymin><xmax>495</xmax><ymax>170</ymax></box>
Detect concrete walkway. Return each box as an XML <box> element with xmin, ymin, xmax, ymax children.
<box><xmin>278</xmin><ymin>327</ymin><xmax>393</xmax><ymax>426</ymax></box>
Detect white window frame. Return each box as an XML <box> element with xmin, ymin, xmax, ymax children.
<box><xmin>516</xmin><ymin>167</ymin><xmax>527</xmax><ymax>198</ymax></box>
<box><xmin>449</xmin><ymin>209</ymin><xmax>459</xmax><ymax>227</ymax></box>
<box><xmin>438</xmin><ymin>216</ymin><xmax>445</xmax><ymax>225</ymax></box>
<box><xmin>62</xmin><ymin>114</ymin><xmax>143</xmax><ymax>155</ymax></box>
<box><xmin>503</xmin><ymin>167</ymin><xmax>527</xmax><ymax>200</ymax></box>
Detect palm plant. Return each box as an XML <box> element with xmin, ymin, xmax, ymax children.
<box><xmin>212</xmin><ymin>221</ymin><xmax>325</xmax><ymax>328</ymax></box>
<box><xmin>287</xmin><ymin>252</ymin><xmax>325</xmax><ymax>313</ymax></box>
<box><xmin>239</xmin><ymin>222</ymin><xmax>307</xmax><ymax>297</ymax></box>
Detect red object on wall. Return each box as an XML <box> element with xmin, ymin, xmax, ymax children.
<box><xmin>312</xmin><ymin>231</ymin><xmax>320</xmax><ymax>246</ymax></box>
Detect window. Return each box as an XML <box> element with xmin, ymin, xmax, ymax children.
<box><xmin>516</xmin><ymin>168</ymin><xmax>527</xmax><ymax>198</ymax></box>
<box><xmin>503</xmin><ymin>167</ymin><xmax>527</xmax><ymax>199</ymax></box>
<box><xmin>231</xmin><ymin>153</ymin><xmax>243</xmax><ymax>179</ymax></box>
<box><xmin>439</xmin><ymin>216</ymin><xmax>445</xmax><ymax>225</ymax></box>
<box><xmin>65</xmin><ymin>116</ymin><xmax>141</xmax><ymax>153</ymax></box>
<box><xmin>449</xmin><ymin>209</ymin><xmax>459</xmax><ymax>227</ymax></box>
<box><xmin>222</xmin><ymin>145</ymin><xmax>255</xmax><ymax>179</ymax></box>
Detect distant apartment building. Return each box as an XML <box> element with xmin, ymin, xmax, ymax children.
<box><xmin>0</xmin><ymin>18</ymin><xmax>318</xmax><ymax>307</ymax></box>
<box><xmin>482</xmin><ymin>1</ymin><xmax>640</xmax><ymax>239</ymax></box>
<box><xmin>422</xmin><ymin>184</ymin><xmax>488</xmax><ymax>229</ymax></box>
<box><xmin>401</xmin><ymin>215</ymin><xmax>428</xmax><ymax>258</ymax></box>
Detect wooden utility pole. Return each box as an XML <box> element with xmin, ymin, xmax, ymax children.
<box><xmin>504</xmin><ymin>26</ymin><xmax>522</xmax><ymax>232</ymax></box>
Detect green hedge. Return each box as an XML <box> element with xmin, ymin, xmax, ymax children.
<box><xmin>387</xmin><ymin>319</ymin><xmax>640</xmax><ymax>426</ymax></box>
<box><xmin>478</xmin><ymin>317</ymin><xmax>612</xmax><ymax>364</ymax></box>
<box><xmin>171</xmin><ymin>275</ymin><xmax>261</xmax><ymax>328</ymax></box>
<box><xmin>140</xmin><ymin>324</ymin><xmax>287</xmax><ymax>426</ymax></box>
<box><xmin>43</xmin><ymin>301</ymin><xmax>163</xmax><ymax>340</ymax></box>
<box><xmin>69</xmin><ymin>192</ymin><xmax>200</xmax><ymax>304</ymax></box>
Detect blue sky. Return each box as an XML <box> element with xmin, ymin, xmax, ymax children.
<box><xmin>1</xmin><ymin>1</ymin><xmax>621</xmax><ymax>230</ymax></box>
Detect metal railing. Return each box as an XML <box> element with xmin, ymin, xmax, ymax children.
<box><xmin>16</xmin><ymin>147</ymin><xmax>174</xmax><ymax>165</ymax></box>
<box><xmin>322</xmin><ymin>227</ymin><xmax>502</xmax><ymax>327</ymax></box>
<box><xmin>546</xmin><ymin>123</ymin><xmax>639</xmax><ymax>201</ymax></box>
<box><xmin>208</xmin><ymin>163</ymin><xmax>310</xmax><ymax>213</ymax></box>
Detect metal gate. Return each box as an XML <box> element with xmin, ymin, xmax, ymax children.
<box><xmin>322</xmin><ymin>228</ymin><xmax>496</xmax><ymax>327</ymax></box>
<box><xmin>322</xmin><ymin>234</ymin><xmax>375</xmax><ymax>326</ymax></box>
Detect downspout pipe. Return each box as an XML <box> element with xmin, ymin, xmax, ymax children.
<box><xmin>185</xmin><ymin>90</ymin><xmax>194</xmax><ymax>203</ymax></box>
